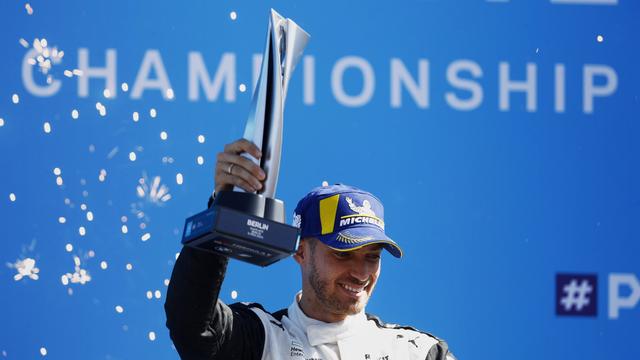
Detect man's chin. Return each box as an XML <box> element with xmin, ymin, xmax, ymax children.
<box><xmin>340</xmin><ymin>296</ymin><xmax>369</xmax><ymax>315</ymax></box>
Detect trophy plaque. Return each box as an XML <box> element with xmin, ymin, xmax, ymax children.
<box><xmin>182</xmin><ymin>9</ymin><xmax>309</xmax><ymax>267</ymax></box>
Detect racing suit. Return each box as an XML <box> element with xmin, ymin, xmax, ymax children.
<box><xmin>165</xmin><ymin>245</ymin><xmax>455</xmax><ymax>360</ymax></box>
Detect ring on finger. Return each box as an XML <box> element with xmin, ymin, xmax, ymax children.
<box><xmin>226</xmin><ymin>163</ymin><xmax>235</xmax><ymax>175</ymax></box>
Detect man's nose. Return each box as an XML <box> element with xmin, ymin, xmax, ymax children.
<box><xmin>349</xmin><ymin>260</ymin><xmax>376</xmax><ymax>282</ymax></box>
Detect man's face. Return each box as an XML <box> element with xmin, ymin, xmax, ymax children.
<box><xmin>299</xmin><ymin>239</ymin><xmax>383</xmax><ymax>320</ymax></box>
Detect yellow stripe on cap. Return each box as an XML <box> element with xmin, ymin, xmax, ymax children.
<box><xmin>319</xmin><ymin>194</ymin><xmax>340</xmax><ymax>235</ymax></box>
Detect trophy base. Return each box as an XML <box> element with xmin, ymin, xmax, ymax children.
<box><xmin>181</xmin><ymin>191</ymin><xmax>300</xmax><ymax>267</ymax></box>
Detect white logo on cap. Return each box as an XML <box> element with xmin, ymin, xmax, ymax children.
<box><xmin>292</xmin><ymin>213</ymin><xmax>302</xmax><ymax>228</ymax></box>
<box><xmin>345</xmin><ymin>197</ymin><xmax>377</xmax><ymax>217</ymax></box>
<box><xmin>339</xmin><ymin>197</ymin><xmax>385</xmax><ymax>230</ymax></box>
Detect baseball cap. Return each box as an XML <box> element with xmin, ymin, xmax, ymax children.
<box><xmin>292</xmin><ymin>184</ymin><xmax>402</xmax><ymax>258</ymax></box>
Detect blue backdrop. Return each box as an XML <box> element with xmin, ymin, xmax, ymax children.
<box><xmin>1</xmin><ymin>1</ymin><xmax>638</xmax><ymax>359</ymax></box>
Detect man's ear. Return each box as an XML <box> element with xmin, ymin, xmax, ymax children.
<box><xmin>293</xmin><ymin>238</ymin><xmax>308</xmax><ymax>265</ymax></box>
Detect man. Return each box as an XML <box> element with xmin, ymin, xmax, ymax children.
<box><xmin>165</xmin><ymin>139</ymin><xmax>455</xmax><ymax>360</ymax></box>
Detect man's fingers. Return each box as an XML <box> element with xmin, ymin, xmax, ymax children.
<box><xmin>216</xmin><ymin>172</ymin><xmax>256</xmax><ymax>193</ymax></box>
<box><xmin>223</xmin><ymin>138</ymin><xmax>262</xmax><ymax>159</ymax></box>
<box><xmin>217</xmin><ymin>152</ymin><xmax>266</xmax><ymax>181</ymax></box>
<box><xmin>217</xmin><ymin>159</ymin><xmax>263</xmax><ymax>191</ymax></box>
<box><xmin>214</xmin><ymin>138</ymin><xmax>264</xmax><ymax>194</ymax></box>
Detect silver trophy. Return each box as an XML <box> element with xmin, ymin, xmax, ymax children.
<box><xmin>182</xmin><ymin>9</ymin><xmax>310</xmax><ymax>266</ymax></box>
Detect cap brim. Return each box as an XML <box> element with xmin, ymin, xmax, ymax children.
<box><xmin>317</xmin><ymin>226</ymin><xmax>403</xmax><ymax>258</ymax></box>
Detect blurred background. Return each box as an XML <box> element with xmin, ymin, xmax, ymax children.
<box><xmin>1</xmin><ymin>0</ymin><xmax>638</xmax><ymax>359</ymax></box>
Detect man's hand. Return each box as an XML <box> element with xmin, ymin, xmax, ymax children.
<box><xmin>214</xmin><ymin>139</ymin><xmax>266</xmax><ymax>194</ymax></box>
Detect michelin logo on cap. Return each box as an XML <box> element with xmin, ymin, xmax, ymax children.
<box><xmin>338</xmin><ymin>197</ymin><xmax>385</xmax><ymax>230</ymax></box>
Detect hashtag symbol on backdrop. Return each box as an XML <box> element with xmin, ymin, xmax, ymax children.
<box><xmin>555</xmin><ymin>273</ymin><xmax>598</xmax><ymax>317</ymax></box>
<box><xmin>560</xmin><ymin>279</ymin><xmax>593</xmax><ymax>311</ymax></box>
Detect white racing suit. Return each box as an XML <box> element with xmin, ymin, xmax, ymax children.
<box><xmin>165</xmin><ymin>245</ymin><xmax>455</xmax><ymax>360</ymax></box>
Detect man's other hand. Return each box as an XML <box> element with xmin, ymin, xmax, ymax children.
<box><xmin>214</xmin><ymin>139</ymin><xmax>266</xmax><ymax>194</ymax></box>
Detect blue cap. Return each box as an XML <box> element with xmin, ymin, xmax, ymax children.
<box><xmin>292</xmin><ymin>184</ymin><xmax>402</xmax><ymax>258</ymax></box>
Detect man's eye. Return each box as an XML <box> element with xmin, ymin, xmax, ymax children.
<box><xmin>334</xmin><ymin>252</ymin><xmax>350</xmax><ymax>258</ymax></box>
<box><xmin>367</xmin><ymin>254</ymin><xmax>381</xmax><ymax>261</ymax></box>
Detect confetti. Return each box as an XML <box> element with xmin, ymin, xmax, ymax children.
<box><xmin>25</xmin><ymin>4</ymin><xmax>34</xmax><ymax>15</ymax></box>
<box><xmin>25</xmin><ymin>38</ymin><xmax>64</xmax><ymax>75</ymax></box>
<box><xmin>39</xmin><ymin>347</ymin><xmax>46</xmax><ymax>356</ymax></box>
<box><xmin>58</xmin><ymin>217</ymin><xmax>66</xmax><ymax>224</ymax></box>
<box><xmin>71</xmin><ymin>109</ymin><xmax>79</xmax><ymax>119</ymax></box>
<box><xmin>162</xmin><ymin>156</ymin><xmax>175</xmax><ymax>164</ymax></box>
<box><xmin>164</xmin><ymin>279</ymin><xmax>170</xmax><ymax>286</ymax></box>
<box><xmin>121</xmin><ymin>225</ymin><xmax>128</xmax><ymax>234</ymax></box>
<box><xmin>197</xmin><ymin>156</ymin><xmax>204</xmax><ymax>165</ymax></box>
<box><xmin>149</xmin><ymin>108</ymin><xmax>157</xmax><ymax>118</ymax></box>
<box><xmin>56</xmin><ymin>176</ymin><xmax>63</xmax><ymax>186</ymax></box>
<box><xmin>98</xmin><ymin>169</ymin><xmax>107</xmax><ymax>182</ymax></box>
<box><xmin>141</xmin><ymin>233</ymin><xmax>151</xmax><ymax>242</ymax></box>
<box><xmin>65</xmin><ymin>243</ymin><xmax>73</xmax><ymax>252</ymax></box>
<box><xmin>95</xmin><ymin>102</ymin><xmax>107</xmax><ymax>117</ymax></box>
<box><xmin>129</xmin><ymin>152</ymin><xmax>137</xmax><ymax>161</ymax></box>
<box><xmin>10</xmin><ymin>258</ymin><xmax>40</xmax><ymax>281</ymax></box>
<box><xmin>9</xmin><ymin>193</ymin><xmax>16</xmax><ymax>202</ymax></box>
<box><xmin>148</xmin><ymin>331</ymin><xmax>156</xmax><ymax>341</ymax></box>
<box><xmin>115</xmin><ymin>305</ymin><xmax>124</xmax><ymax>313</ymax></box>
<box><xmin>197</xmin><ymin>135</ymin><xmax>205</xmax><ymax>143</ymax></box>
<box><xmin>160</xmin><ymin>131</ymin><xmax>168</xmax><ymax>140</ymax></box>
<box><xmin>132</xmin><ymin>112</ymin><xmax>139</xmax><ymax>122</ymax></box>
<box><xmin>87</xmin><ymin>211</ymin><xmax>94</xmax><ymax>221</ymax></box>
<box><xmin>154</xmin><ymin>290</ymin><xmax>161</xmax><ymax>299</ymax></box>
<box><xmin>176</xmin><ymin>173</ymin><xmax>184</xmax><ymax>185</ymax></box>
<box><xmin>53</xmin><ymin>167</ymin><xmax>61</xmax><ymax>175</ymax></box>
<box><xmin>125</xmin><ymin>263</ymin><xmax>133</xmax><ymax>271</ymax></box>
<box><xmin>64</xmin><ymin>70</ymin><xmax>73</xmax><ymax>77</ymax></box>
<box><xmin>231</xmin><ymin>290</ymin><xmax>238</xmax><ymax>299</ymax></box>
<box><xmin>146</xmin><ymin>291</ymin><xmax>153</xmax><ymax>300</ymax></box>
<box><xmin>137</xmin><ymin>175</ymin><xmax>171</xmax><ymax>203</ymax></box>
<box><xmin>43</xmin><ymin>122</ymin><xmax>51</xmax><ymax>133</ymax></box>
<box><xmin>230</xmin><ymin>11</ymin><xmax>237</xmax><ymax>20</ymax></box>
<box><xmin>103</xmin><ymin>89</ymin><xmax>111</xmax><ymax>98</ymax></box>
<box><xmin>107</xmin><ymin>147</ymin><xmax>119</xmax><ymax>159</ymax></box>
<box><xmin>78</xmin><ymin>227</ymin><xmax>86</xmax><ymax>236</ymax></box>
<box><xmin>597</xmin><ymin>35</ymin><xmax>604</xmax><ymax>43</ymax></box>
<box><xmin>100</xmin><ymin>261</ymin><xmax>108</xmax><ymax>270</ymax></box>
<box><xmin>62</xmin><ymin>256</ymin><xmax>91</xmax><ymax>285</ymax></box>
<box><xmin>121</xmin><ymin>83</ymin><xmax>129</xmax><ymax>92</ymax></box>
<box><xmin>80</xmin><ymin>204</ymin><xmax>87</xmax><ymax>211</ymax></box>
<box><xmin>239</xmin><ymin>84</ymin><xmax>247</xmax><ymax>93</ymax></box>
<box><xmin>0</xmin><ymin>118</ymin><xmax>4</xmax><ymax>127</ymax></box>
<box><xmin>12</xmin><ymin>94</ymin><xmax>19</xmax><ymax>104</ymax></box>
<box><xmin>166</xmin><ymin>88</ymin><xmax>175</xmax><ymax>99</ymax></box>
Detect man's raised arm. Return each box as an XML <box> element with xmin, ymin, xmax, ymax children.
<box><xmin>164</xmin><ymin>139</ymin><xmax>266</xmax><ymax>360</ymax></box>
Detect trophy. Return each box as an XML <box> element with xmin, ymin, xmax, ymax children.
<box><xmin>181</xmin><ymin>9</ymin><xmax>310</xmax><ymax>266</ymax></box>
